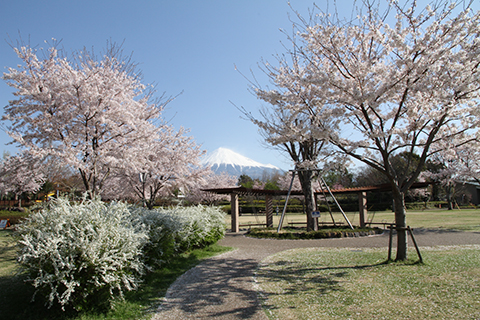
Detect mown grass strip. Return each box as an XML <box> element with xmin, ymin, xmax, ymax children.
<box><xmin>256</xmin><ymin>246</ymin><xmax>480</xmax><ymax>320</ymax></box>
<box><xmin>230</xmin><ymin>209</ymin><xmax>480</xmax><ymax>232</ymax></box>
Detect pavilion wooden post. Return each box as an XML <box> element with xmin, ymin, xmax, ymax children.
<box><xmin>358</xmin><ymin>191</ymin><xmax>367</xmax><ymax>228</ymax></box>
<box><xmin>265</xmin><ymin>194</ymin><xmax>273</xmax><ymax>228</ymax></box>
<box><xmin>231</xmin><ymin>192</ymin><xmax>239</xmax><ymax>233</ymax></box>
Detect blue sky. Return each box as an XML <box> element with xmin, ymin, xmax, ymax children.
<box><xmin>1</xmin><ymin>0</ymin><xmax>325</xmax><ymax>170</ymax></box>
<box><xmin>2</xmin><ymin>0</ymin><xmax>477</xmax><ymax>171</ymax></box>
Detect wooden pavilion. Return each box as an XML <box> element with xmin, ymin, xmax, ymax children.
<box><xmin>203</xmin><ymin>182</ymin><xmax>431</xmax><ymax>232</ymax></box>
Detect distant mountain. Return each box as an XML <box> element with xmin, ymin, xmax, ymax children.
<box><xmin>201</xmin><ymin>148</ymin><xmax>283</xmax><ymax>179</ymax></box>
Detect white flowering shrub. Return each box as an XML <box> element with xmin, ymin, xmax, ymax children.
<box><xmin>136</xmin><ymin>209</ymin><xmax>179</xmax><ymax>267</ymax></box>
<box><xmin>16</xmin><ymin>199</ymin><xmax>226</xmax><ymax>311</ymax></box>
<box><xmin>136</xmin><ymin>205</ymin><xmax>226</xmax><ymax>267</ymax></box>
<box><xmin>16</xmin><ymin>197</ymin><xmax>149</xmax><ymax>310</ymax></box>
<box><xmin>173</xmin><ymin>205</ymin><xmax>226</xmax><ymax>250</ymax></box>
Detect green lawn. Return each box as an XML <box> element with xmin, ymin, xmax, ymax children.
<box><xmin>238</xmin><ymin>209</ymin><xmax>480</xmax><ymax>318</ymax></box>
<box><xmin>230</xmin><ymin>208</ymin><xmax>480</xmax><ymax>232</ymax></box>
<box><xmin>0</xmin><ymin>230</ymin><xmax>17</xmax><ymax>276</ymax></box>
<box><xmin>256</xmin><ymin>246</ymin><xmax>480</xmax><ymax>319</ymax></box>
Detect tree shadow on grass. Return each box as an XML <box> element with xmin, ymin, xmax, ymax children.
<box><xmin>256</xmin><ymin>259</ymin><xmax>390</xmax><ymax>303</ymax></box>
<box><xmin>157</xmin><ymin>256</ymin><xmax>265</xmax><ymax>319</ymax></box>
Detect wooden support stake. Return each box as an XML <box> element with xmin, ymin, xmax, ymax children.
<box><xmin>358</xmin><ymin>191</ymin><xmax>367</xmax><ymax>228</ymax></box>
<box><xmin>407</xmin><ymin>226</ymin><xmax>423</xmax><ymax>263</ymax></box>
<box><xmin>318</xmin><ymin>178</ymin><xmax>336</xmax><ymax>226</ymax></box>
<box><xmin>278</xmin><ymin>170</ymin><xmax>296</xmax><ymax>232</ymax></box>
<box><xmin>388</xmin><ymin>225</ymin><xmax>423</xmax><ymax>263</ymax></box>
<box><xmin>321</xmin><ymin>177</ymin><xmax>354</xmax><ymax>230</ymax></box>
<box><xmin>388</xmin><ymin>224</ymin><xmax>394</xmax><ymax>261</ymax></box>
<box><xmin>265</xmin><ymin>194</ymin><xmax>273</xmax><ymax>228</ymax></box>
<box><xmin>231</xmin><ymin>193</ymin><xmax>239</xmax><ymax>233</ymax></box>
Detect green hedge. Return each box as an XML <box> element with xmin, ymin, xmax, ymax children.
<box><xmin>247</xmin><ymin>226</ymin><xmax>383</xmax><ymax>239</ymax></box>
<box><xmin>0</xmin><ymin>209</ymin><xmax>30</xmax><ymax>225</ymax></box>
<box><xmin>227</xmin><ymin>197</ymin><xmax>463</xmax><ymax>215</ymax></box>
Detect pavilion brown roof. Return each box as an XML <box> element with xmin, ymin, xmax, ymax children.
<box><xmin>202</xmin><ymin>181</ymin><xmax>431</xmax><ymax>196</ymax></box>
<box><xmin>202</xmin><ymin>186</ymin><xmax>303</xmax><ymax>196</ymax></box>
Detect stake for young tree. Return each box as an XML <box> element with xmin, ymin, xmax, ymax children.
<box><xmin>388</xmin><ymin>225</ymin><xmax>423</xmax><ymax>262</ymax></box>
<box><xmin>319</xmin><ymin>176</ymin><xmax>354</xmax><ymax>230</ymax></box>
<box><xmin>277</xmin><ymin>170</ymin><xmax>296</xmax><ymax>232</ymax></box>
<box><xmin>277</xmin><ymin>168</ymin><xmax>354</xmax><ymax>232</ymax></box>
<box><xmin>316</xmin><ymin>176</ymin><xmax>336</xmax><ymax>226</ymax></box>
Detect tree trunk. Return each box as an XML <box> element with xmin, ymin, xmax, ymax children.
<box><xmin>298</xmin><ymin>170</ymin><xmax>317</xmax><ymax>232</ymax></box>
<box><xmin>15</xmin><ymin>194</ymin><xmax>22</xmax><ymax>208</ymax></box>
<box><xmin>392</xmin><ymin>188</ymin><xmax>408</xmax><ymax>261</ymax></box>
<box><xmin>79</xmin><ymin>169</ymin><xmax>94</xmax><ymax>199</ymax></box>
<box><xmin>445</xmin><ymin>185</ymin><xmax>454</xmax><ymax>210</ymax></box>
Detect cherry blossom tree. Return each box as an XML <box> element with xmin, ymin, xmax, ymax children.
<box><xmin>109</xmin><ymin>126</ymin><xmax>208</xmax><ymax>209</ymax></box>
<box><xmin>426</xmin><ymin>137</ymin><xmax>480</xmax><ymax>208</ymax></box>
<box><xmin>3</xmin><ymin>42</ymin><xmax>168</xmax><ymax>198</ymax></box>
<box><xmin>253</xmin><ymin>0</ymin><xmax>480</xmax><ymax>259</ymax></box>
<box><xmin>252</xmin><ymin>180</ymin><xmax>266</xmax><ymax>189</ymax></box>
<box><xmin>277</xmin><ymin>171</ymin><xmax>302</xmax><ymax>191</ymax></box>
<box><xmin>0</xmin><ymin>151</ymin><xmax>45</xmax><ymax>206</ymax></box>
<box><xmin>242</xmin><ymin>88</ymin><xmax>337</xmax><ymax>230</ymax></box>
<box><xmin>185</xmin><ymin>171</ymin><xmax>238</xmax><ymax>205</ymax></box>
<box><xmin>432</xmin><ymin>138</ymin><xmax>480</xmax><ymax>185</ymax></box>
<box><xmin>40</xmin><ymin>156</ymin><xmax>84</xmax><ymax>196</ymax></box>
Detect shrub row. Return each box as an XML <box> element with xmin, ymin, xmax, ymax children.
<box><xmin>16</xmin><ymin>197</ymin><xmax>226</xmax><ymax>311</ymax></box>
<box><xmin>247</xmin><ymin>226</ymin><xmax>383</xmax><ymax>240</ymax></box>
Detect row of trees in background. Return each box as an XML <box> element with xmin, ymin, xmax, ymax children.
<box><xmin>0</xmin><ymin>148</ymin><xmax>240</xmax><ymax>208</ymax></box>
<box><xmin>2</xmin><ymin>148</ymin><xmax>471</xmax><ymax>210</ymax></box>
<box><xmin>236</xmin><ymin>153</ymin><xmax>475</xmax><ymax>208</ymax></box>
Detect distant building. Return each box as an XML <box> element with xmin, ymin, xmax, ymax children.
<box><xmin>457</xmin><ymin>181</ymin><xmax>480</xmax><ymax>205</ymax></box>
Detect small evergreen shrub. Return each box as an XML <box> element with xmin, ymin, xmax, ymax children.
<box><xmin>16</xmin><ymin>198</ymin><xmax>149</xmax><ymax>310</ymax></box>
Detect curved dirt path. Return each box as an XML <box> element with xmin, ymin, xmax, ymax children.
<box><xmin>153</xmin><ymin>229</ymin><xmax>480</xmax><ymax>320</ymax></box>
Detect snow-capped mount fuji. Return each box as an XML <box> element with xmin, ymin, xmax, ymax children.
<box><xmin>201</xmin><ymin>148</ymin><xmax>282</xmax><ymax>178</ymax></box>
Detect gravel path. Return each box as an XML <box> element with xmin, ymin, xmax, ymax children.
<box><xmin>152</xmin><ymin>229</ymin><xmax>480</xmax><ymax>320</ymax></box>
